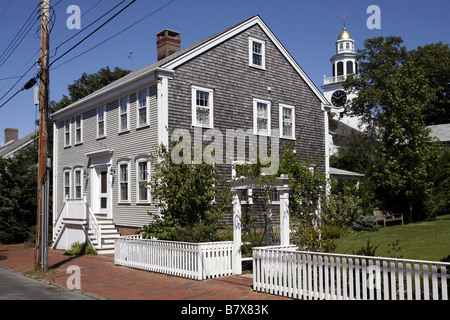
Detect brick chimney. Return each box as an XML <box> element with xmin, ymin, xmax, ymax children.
<box><xmin>5</xmin><ymin>128</ymin><xmax>18</xmax><ymax>144</ymax></box>
<box><xmin>157</xmin><ymin>29</ymin><xmax>181</xmax><ymax>61</ymax></box>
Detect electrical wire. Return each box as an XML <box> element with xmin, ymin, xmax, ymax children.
<box><xmin>48</xmin><ymin>0</ymin><xmax>137</xmax><ymax>70</ymax></box>
<box><xmin>0</xmin><ymin>5</ymin><xmax>39</xmax><ymax>70</ymax></box>
<box><xmin>51</xmin><ymin>0</ymin><xmax>176</xmax><ymax>71</ymax></box>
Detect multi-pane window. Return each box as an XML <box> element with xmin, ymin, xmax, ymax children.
<box><xmin>271</xmin><ymin>189</ymin><xmax>280</xmax><ymax>203</ymax></box>
<box><xmin>74</xmin><ymin>169</ymin><xmax>82</xmax><ymax>198</ymax></box>
<box><xmin>119</xmin><ymin>162</ymin><xmax>129</xmax><ymax>202</ymax></box>
<box><xmin>64</xmin><ymin>120</ymin><xmax>71</xmax><ymax>147</ymax></box>
<box><xmin>64</xmin><ymin>170</ymin><xmax>71</xmax><ymax>199</ymax></box>
<box><xmin>119</xmin><ymin>96</ymin><xmax>129</xmax><ymax>132</ymax></box>
<box><xmin>192</xmin><ymin>86</ymin><xmax>214</xmax><ymax>128</ymax></box>
<box><xmin>137</xmin><ymin>160</ymin><xmax>150</xmax><ymax>202</ymax></box>
<box><xmin>249</xmin><ymin>37</ymin><xmax>265</xmax><ymax>69</ymax></box>
<box><xmin>137</xmin><ymin>89</ymin><xmax>148</xmax><ymax>127</ymax></box>
<box><xmin>75</xmin><ymin>115</ymin><xmax>82</xmax><ymax>144</ymax></box>
<box><xmin>253</xmin><ymin>98</ymin><xmax>271</xmax><ymax>135</ymax></box>
<box><xmin>97</xmin><ymin>106</ymin><xmax>106</xmax><ymax>137</ymax></box>
<box><xmin>280</xmin><ymin>104</ymin><xmax>295</xmax><ymax>139</ymax></box>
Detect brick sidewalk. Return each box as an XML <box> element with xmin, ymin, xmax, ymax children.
<box><xmin>0</xmin><ymin>244</ymin><xmax>290</xmax><ymax>300</ymax></box>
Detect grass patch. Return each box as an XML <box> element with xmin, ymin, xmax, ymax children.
<box><xmin>334</xmin><ymin>214</ymin><xmax>450</xmax><ymax>262</ymax></box>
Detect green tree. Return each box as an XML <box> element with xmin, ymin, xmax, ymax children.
<box><xmin>0</xmin><ymin>142</ymin><xmax>38</xmax><ymax>244</ymax></box>
<box><xmin>140</xmin><ymin>142</ymin><xmax>231</xmax><ymax>242</ymax></box>
<box><xmin>370</xmin><ymin>61</ymin><xmax>441</xmax><ymax>222</ymax></box>
<box><xmin>50</xmin><ymin>66</ymin><xmax>131</xmax><ymax>113</ymax></box>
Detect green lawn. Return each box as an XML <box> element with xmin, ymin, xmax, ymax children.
<box><xmin>334</xmin><ymin>214</ymin><xmax>450</xmax><ymax>262</ymax></box>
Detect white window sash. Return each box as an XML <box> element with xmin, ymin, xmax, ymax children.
<box><xmin>192</xmin><ymin>85</ymin><xmax>214</xmax><ymax>128</ymax></box>
<box><xmin>137</xmin><ymin>88</ymin><xmax>149</xmax><ymax>127</ymax></box>
<box><xmin>119</xmin><ymin>95</ymin><xmax>129</xmax><ymax>132</ymax></box>
<box><xmin>248</xmin><ymin>36</ymin><xmax>266</xmax><ymax>69</ymax></box>
<box><xmin>279</xmin><ymin>104</ymin><xmax>295</xmax><ymax>139</ymax></box>
<box><xmin>118</xmin><ymin>162</ymin><xmax>130</xmax><ymax>203</ymax></box>
<box><xmin>97</xmin><ymin>106</ymin><xmax>106</xmax><ymax>138</ymax></box>
<box><xmin>136</xmin><ymin>159</ymin><xmax>150</xmax><ymax>203</ymax></box>
<box><xmin>253</xmin><ymin>98</ymin><xmax>271</xmax><ymax>136</ymax></box>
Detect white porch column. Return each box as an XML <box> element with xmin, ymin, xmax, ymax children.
<box><xmin>279</xmin><ymin>187</ymin><xmax>290</xmax><ymax>246</ymax></box>
<box><xmin>232</xmin><ymin>189</ymin><xmax>242</xmax><ymax>275</ymax></box>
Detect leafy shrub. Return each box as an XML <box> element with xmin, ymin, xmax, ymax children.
<box><xmin>321</xmin><ymin>225</ymin><xmax>342</xmax><ymax>240</ymax></box>
<box><xmin>294</xmin><ymin>226</ymin><xmax>336</xmax><ymax>253</ymax></box>
<box><xmin>64</xmin><ymin>242</ymin><xmax>97</xmax><ymax>255</ymax></box>
<box><xmin>352</xmin><ymin>215</ymin><xmax>379</xmax><ymax>232</ymax></box>
<box><xmin>321</xmin><ymin>185</ymin><xmax>365</xmax><ymax>228</ymax></box>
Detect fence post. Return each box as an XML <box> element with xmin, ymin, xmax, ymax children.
<box><xmin>232</xmin><ymin>190</ymin><xmax>242</xmax><ymax>275</ymax></box>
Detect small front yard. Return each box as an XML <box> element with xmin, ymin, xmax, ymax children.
<box><xmin>334</xmin><ymin>214</ymin><xmax>450</xmax><ymax>262</ymax></box>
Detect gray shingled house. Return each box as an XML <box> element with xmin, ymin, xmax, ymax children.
<box><xmin>51</xmin><ymin>15</ymin><xmax>332</xmax><ymax>254</ymax></box>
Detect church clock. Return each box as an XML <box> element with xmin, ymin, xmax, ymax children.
<box><xmin>331</xmin><ymin>90</ymin><xmax>347</xmax><ymax>108</ymax></box>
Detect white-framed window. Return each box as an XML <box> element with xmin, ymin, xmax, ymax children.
<box><xmin>64</xmin><ymin>119</ymin><xmax>71</xmax><ymax>147</ymax></box>
<box><xmin>119</xmin><ymin>95</ymin><xmax>129</xmax><ymax>132</ymax></box>
<box><xmin>271</xmin><ymin>189</ymin><xmax>280</xmax><ymax>204</ymax></box>
<box><xmin>253</xmin><ymin>98</ymin><xmax>271</xmax><ymax>136</ymax></box>
<box><xmin>136</xmin><ymin>158</ymin><xmax>150</xmax><ymax>203</ymax></box>
<box><xmin>249</xmin><ymin>36</ymin><xmax>266</xmax><ymax>69</ymax></box>
<box><xmin>279</xmin><ymin>103</ymin><xmax>295</xmax><ymax>139</ymax></box>
<box><xmin>74</xmin><ymin>168</ymin><xmax>83</xmax><ymax>199</ymax></box>
<box><xmin>137</xmin><ymin>88</ymin><xmax>149</xmax><ymax>127</ymax></box>
<box><xmin>192</xmin><ymin>85</ymin><xmax>214</xmax><ymax>128</ymax></box>
<box><xmin>75</xmin><ymin>114</ymin><xmax>83</xmax><ymax>144</ymax></box>
<box><xmin>118</xmin><ymin>161</ymin><xmax>130</xmax><ymax>203</ymax></box>
<box><xmin>64</xmin><ymin>169</ymin><xmax>71</xmax><ymax>199</ymax></box>
<box><xmin>97</xmin><ymin>105</ymin><xmax>106</xmax><ymax>138</ymax></box>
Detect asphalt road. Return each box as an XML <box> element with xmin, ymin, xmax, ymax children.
<box><xmin>0</xmin><ymin>267</ymin><xmax>97</xmax><ymax>300</ymax></box>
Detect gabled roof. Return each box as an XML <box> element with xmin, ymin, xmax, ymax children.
<box><xmin>52</xmin><ymin>15</ymin><xmax>329</xmax><ymax>120</ymax></box>
<box><xmin>0</xmin><ymin>130</ymin><xmax>37</xmax><ymax>159</ymax></box>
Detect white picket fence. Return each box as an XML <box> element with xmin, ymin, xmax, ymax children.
<box><xmin>253</xmin><ymin>246</ymin><xmax>450</xmax><ymax>300</ymax></box>
<box><xmin>115</xmin><ymin>236</ymin><xmax>233</xmax><ymax>280</ymax></box>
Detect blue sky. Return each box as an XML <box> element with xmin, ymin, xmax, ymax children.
<box><xmin>0</xmin><ymin>0</ymin><xmax>449</xmax><ymax>143</ymax></box>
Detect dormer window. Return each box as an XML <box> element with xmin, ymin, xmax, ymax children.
<box><xmin>249</xmin><ymin>36</ymin><xmax>266</xmax><ymax>69</ymax></box>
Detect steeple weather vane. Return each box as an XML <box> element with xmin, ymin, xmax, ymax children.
<box><xmin>342</xmin><ymin>12</ymin><xmax>349</xmax><ymax>28</ymax></box>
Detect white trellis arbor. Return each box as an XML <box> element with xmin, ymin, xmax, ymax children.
<box><xmin>230</xmin><ymin>176</ymin><xmax>291</xmax><ymax>274</ymax></box>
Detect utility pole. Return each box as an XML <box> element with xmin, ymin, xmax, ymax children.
<box><xmin>35</xmin><ymin>0</ymin><xmax>50</xmax><ymax>271</ymax></box>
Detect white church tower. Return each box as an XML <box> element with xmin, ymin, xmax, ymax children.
<box><xmin>322</xmin><ymin>15</ymin><xmax>365</xmax><ymax>132</ymax></box>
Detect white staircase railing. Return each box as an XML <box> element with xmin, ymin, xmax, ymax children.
<box><xmin>52</xmin><ymin>197</ymin><xmax>102</xmax><ymax>250</ymax></box>
<box><xmin>84</xmin><ymin>197</ymin><xmax>102</xmax><ymax>250</ymax></box>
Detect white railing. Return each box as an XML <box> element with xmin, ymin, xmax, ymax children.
<box><xmin>324</xmin><ymin>75</ymin><xmax>348</xmax><ymax>85</ymax></box>
<box><xmin>52</xmin><ymin>197</ymin><xmax>102</xmax><ymax>250</ymax></box>
<box><xmin>115</xmin><ymin>237</ymin><xmax>233</xmax><ymax>280</ymax></box>
<box><xmin>253</xmin><ymin>246</ymin><xmax>450</xmax><ymax>300</ymax></box>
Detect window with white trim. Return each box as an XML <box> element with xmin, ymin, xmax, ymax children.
<box><xmin>64</xmin><ymin>169</ymin><xmax>71</xmax><ymax>199</ymax></box>
<box><xmin>192</xmin><ymin>85</ymin><xmax>214</xmax><ymax>128</ymax></box>
<box><xmin>253</xmin><ymin>98</ymin><xmax>271</xmax><ymax>136</ymax></box>
<box><xmin>74</xmin><ymin>168</ymin><xmax>83</xmax><ymax>199</ymax></box>
<box><xmin>64</xmin><ymin>119</ymin><xmax>71</xmax><ymax>147</ymax></box>
<box><xmin>271</xmin><ymin>189</ymin><xmax>280</xmax><ymax>204</ymax></box>
<box><xmin>119</xmin><ymin>95</ymin><xmax>129</xmax><ymax>132</ymax></box>
<box><xmin>97</xmin><ymin>105</ymin><xmax>106</xmax><ymax>138</ymax></box>
<box><xmin>137</xmin><ymin>88</ymin><xmax>149</xmax><ymax>127</ymax></box>
<box><xmin>136</xmin><ymin>159</ymin><xmax>150</xmax><ymax>202</ymax></box>
<box><xmin>249</xmin><ymin>36</ymin><xmax>266</xmax><ymax>69</ymax></box>
<box><xmin>75</xmin><ymin>115</ymin><xmax>83</xmax><ymax>144</ymax></box>
<box><xmin>118</xmin><ymin>161</ymin><xmax>130</xmax><ymax>202</ymax></box>
<box><xmin>279</xmin><ymin>104</ymin><xmax>295</xmax><ymax>139</ymax></box>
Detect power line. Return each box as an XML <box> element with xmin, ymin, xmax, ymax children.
<box><xmin>52</xmin><ymin>0</ymin><xmax>176</xmax><ymax>71</ymax></box>
<box><xmin>48</xmin><ymin>0</ymin><xmax>137</xmax><ymax>70</ymax></box>
<box><xmin>0</xmin><ymin>5</ymin><xmax>39</xmax><ymax>70</ymax></box>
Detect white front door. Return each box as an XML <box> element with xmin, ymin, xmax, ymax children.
<box><xmin>93</xmin><ymin>167</ymin><xmax>112</xmax><ymax>217</ymax></box>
